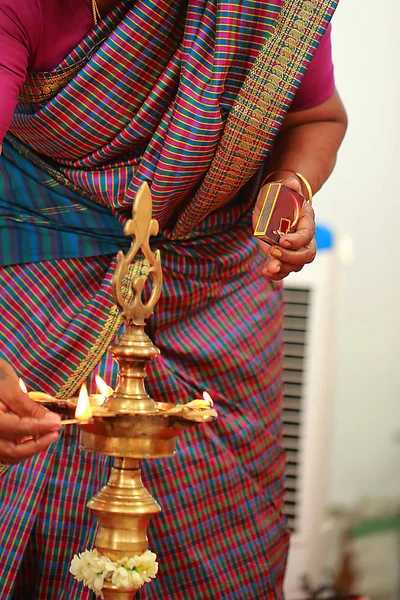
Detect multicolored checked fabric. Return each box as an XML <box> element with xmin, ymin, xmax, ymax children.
<box><xmin>0</xmin><ymin>421</ymin><xmax>111</xmax><ymax>599</ymax></box>
<box><xmin>174</xmin><ymin>0</ymin><xmax>338</xmax><ymax>236</ymax></box>
<box><xmin>0</xmin><ymin>0</ymin><xmax>337</xmax><ymax>597</ymax></box>
<box><xmin>10</xmin><ymin>0</ymin><xmax>284</xmax><ymax>232</ymax></box>
<box><xmin>0</xmin><ymin>219</ymin><xmax>287</xmax><ymax>599</ymax></box>
<box><xmin>0</xmin><ymin>139</ymin><xmax>129</xmax><ymax>267</ymax></box>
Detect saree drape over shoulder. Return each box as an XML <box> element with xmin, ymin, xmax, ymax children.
<box><xmin>0</xmin><ymin>1</ymin><xmax>337</xmax><ymax>598</ymax></box>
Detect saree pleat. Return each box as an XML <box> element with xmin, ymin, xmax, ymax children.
<box><xmin>0</xmin><ymin>0</ymin><xmax>338</xmax><ymax>596</ymax></box>
<box><xmin>9</xmin><ymin>0</ymin><xmax>282</xmax><ymax>228</ymax></box>
<box><xmin>0</xmin><ymin>218</ymin><xmax>288</xmax><ymax>599</ymax></box>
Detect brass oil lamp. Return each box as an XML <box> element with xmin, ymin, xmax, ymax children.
<box><xmin>31</xmin><ymin>183</ymin><xmax>216</xmax><ymax>599</ymax></box>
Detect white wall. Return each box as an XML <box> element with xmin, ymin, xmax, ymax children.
<box><xmin>317</xmin><ymin>0</ymin><xmax>400</xmax><ymax>505</ymax></box>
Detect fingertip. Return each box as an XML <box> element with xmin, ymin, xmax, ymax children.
<box><xmin>283</xmin><ymin>177</ymin><xmax>301</xmax><ymax>192</ymax></box>
<box><xmin>49</xmin><ymin>422</ymin><xmax>62</xmax><ymax>432</ymax></box>
<box><xmin>270</xmin><ymin>247</ymin><xmax>282</xmax><ymax>259</ymax></box>
<box><xmin>265</xmin><ymin>260</ymin><xmax>282</xmax><ymax>275</ymax></box>
<box><xmin>41</xmin><ymin>416</ymin><xmax>62</xmax><ymax>434</ymax></box>
<box><xmin>44</xmin><ymin>412</ymin><xmax>62</xmax><ymax>425</ymax></box>
<box><xmin>37</xmin><ymin>430</ymin><xmax>60</xmax><ymax>446</ymax></box>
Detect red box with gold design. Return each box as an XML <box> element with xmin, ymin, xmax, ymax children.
<box><xmin>253</xmin><ymin>182</ymin><xmax>304</xmax><ymax>245</ymax></box>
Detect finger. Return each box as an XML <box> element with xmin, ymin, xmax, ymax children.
<box><xmin>0</xmin><ymin>413</ymin><xmax>62</xmax><ymax>441</ymax></box>
<box><xmin>254</xmin><ymin>236</ymin><xmax>272</xmax><ymax>259</ymax></box>
<box><xmin>279</xmin><ymin>202</ymin><xmax>315</xmax><ymax>251</ymax></box>
<box><xmin>11</xmin><ymin>392</ymin><xmax>59</xmax><ymax>421</ymax></box>
<box><xmin>263</xmin><ymin>258</ymin><xmax>283</xmax><ymax>276</ymax></box>
<box><xmin>268</xmin><ymin>240</ymin><xmax>317</xmax><ymax>266</ymax></box>
<box><xmin>263</xmin><ymin>254</ymin><xmax>307</xmax><ymax>278</ymax></box>
<box><xmin>3</xmin><ymin>385</ymin><xmax>53</xmax><ymax>420</ymax></box>
<box><xmin>280</xmin><ymin>177</ymin><xmax>302</xmax><ymax>193</ymax></box>
<box><xmin>0</xmin><ymin>431</ymin><xmax>59</xmax><ymax>463</ymax></box>
<box><xmin>263</xmin><ymin>264</ymin><xmax>303</xmax><ymax>281</ymax></box>
<box><xmin>0</xmin><ymin>457</ymin><xmax>18</xmax><ymax>466</ymax></box>
<box><xmin>263</xmin><ymin>260</ymin><xmax>301</xmax><ymax>279</ymax></box>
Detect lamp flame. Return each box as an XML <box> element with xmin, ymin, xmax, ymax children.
<box><xmin>19</xmin><ymin>378</ymin><xmax>28</xmax><ymax>394</ymax></box>
<box><xmin>95</xmin><ymin>375</ymin><xmax>114</xmax><ymax>398</ymax></box>
<box><xmin>75</xmin><ymin>384</ymin><xmax>93</xmax><ymax>420</ymax></box>
<box><xmin>202</xmin><ymin>391</ymin><xmax>214</xmax><ymax>406</ymax></box>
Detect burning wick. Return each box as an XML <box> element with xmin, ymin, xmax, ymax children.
<box><xmin>186</xmin><ymin>392</ymin><xmax>214</xmax><ymax>410</ymax></box>
<box><xmin>95</xmin><ymin>375</ymin><xmax>113</xmax><ymax>398</ymax></box>
<box><xmin>60</xmin><ymin>379</ymin><xmax>112</xmax><ymax>425</ymax></box>
<box><xmin>202</xmin><ymin>391</ymin><xmax>214</xmax><ymax>406</ymax></box>
<box><xmin>74</xmin><ymin>384</ymin><xmax>93</xmax><ymax>421</ymax></box>
<box><xmin>19</xmin><ymin>378</ymin><xmax>56</xmax><ymax>402</ymax></box>
<box><xmin>19</xmin><ymin>378</ymin><xmax>28</xmax><ymax>394</ymax></box>
<box><xmin>60</xmin><ymin>384</ymin><xmax>94</xmax><ymax>426</ymax></box>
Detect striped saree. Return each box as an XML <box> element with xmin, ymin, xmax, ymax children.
<box><xmin>0</xmin><ymin>1</ymin><xmax>337</xmax><ymax>598</ymax></box>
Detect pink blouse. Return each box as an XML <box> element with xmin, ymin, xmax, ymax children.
<box><xmin>0</xmin><ymin>0</ymin><xmax>335</xmax><ymax>144</ymax></box>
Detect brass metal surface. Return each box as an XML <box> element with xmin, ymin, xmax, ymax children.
<box><xmin>88</xmin><ymin>458</ymin><xmax>161</xmax><ymax>559</ymax></box>
<box><xmin>65</xmin><ymin>184</ymin><xmax>216</xmax><ymax>598</ymax></box>
<box><xmin>80</xmin><ymin>405</ymin><xmax>216</xmax><ymax>457</ymax></box>
<box><xmin>102</xmin><ymin>587</ymin><xmax>138</xmax><ymax>600</ymax></box>
<box><xmin>112</xmin><ymin>182</ymin><xmax>162</xmax><ymax>328</ymax></box>
<box><xmin>105</xmin><ymin>182</ymin><xmax>163</xmax><ymax>415</ymax></box>
<box><xmin>106</xmin><ymin>325</ymin><xmax>159</xmax><ymax>414</ymax></box>
<box><xmin>81</xmin><ymin>429</ymin><xmax>176</xmax><ymax>458</ymax></box>
<box><xmin>103</xmin><ymin>582</ymin><xmax>136</xmax><ymax>600</ymax></box>
<box><xmin>76</xmin><ymin>185</ymin><xmax>178</xmax><ymax>599</ymax></box>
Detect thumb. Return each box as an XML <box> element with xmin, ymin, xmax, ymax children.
<box><xmin>280</xmin><ymin>177</ymin><xmax>302</xmax><ymax>194</ymax></box>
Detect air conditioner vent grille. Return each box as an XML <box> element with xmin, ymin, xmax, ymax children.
<box><xmin>282</xmin><ymin>286</ymin><xmax>311</xmax><ymax>533</ymax></box>
<box><xmin>283</xmin><ymin>330</ymin><xmax>307</xmax><ymax>344</ymax></box>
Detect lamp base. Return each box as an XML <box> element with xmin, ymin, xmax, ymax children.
<box><xmin>102</xmin><ymin>587</ymin><xmax>139</xmax><ymax>600</ymax></box>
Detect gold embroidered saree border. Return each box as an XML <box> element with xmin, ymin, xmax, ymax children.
<box><xmin>0</xmin><ymin>465</ymin><xmax>10</xmax><ymax>478</ymax></box>
<box><xmin>21</xmin><ymin>65</ymin><xmax>87</xmax><ymax>104</ymax></box>
<box><xmin>56</xmin><ymin>259</ymin><xmax>146</xmax><ymax>399</ymax></box>
<box><xmin>172</xmin><ymin>0</ymin><xmax>338</xmax><ymax>238</ymax></box>
<box><xmin>56</xmin><ymin>304</ymin><xmax>123</xmax><ymax>399</ymax></box>
<box><xmin>19</xmin><ymin>1</ymin><xmax>133</xmax><ymax>103</ymax></box>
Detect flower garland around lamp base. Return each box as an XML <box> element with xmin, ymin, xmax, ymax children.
<box><xmin>70</xmin><ymin>549</ymin><xmax>158</xmax><ymax>598</ymax></box>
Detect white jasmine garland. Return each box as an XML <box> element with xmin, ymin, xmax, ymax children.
<box><xmin>70</xmin><ymin>549</ymin><xmax>158</xmax><ymax>598</ymax></box>
<box><xmin>111</xmin><ymin>566</ymin><xmax>142</xmax><ymax>589</ymax></box>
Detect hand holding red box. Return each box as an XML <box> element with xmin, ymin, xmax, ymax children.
<box><xmin>253</xmin><ymin>182</ymin><xmax>305</xmax><ymax>245</ymax></box>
